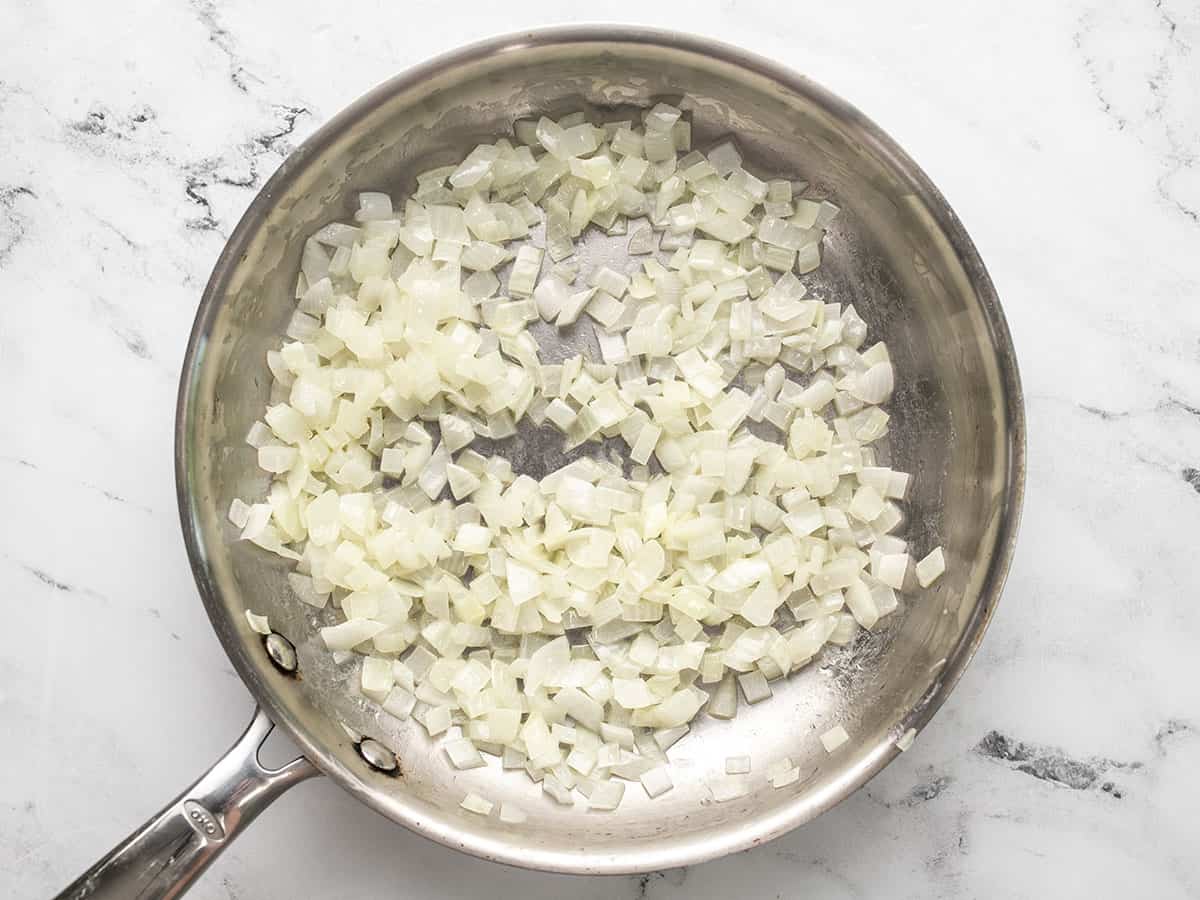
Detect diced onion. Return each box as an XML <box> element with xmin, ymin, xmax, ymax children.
<box><xmin>640</xmin><ymin>766</ymin><xmax>674</xmax><ymax>798</ymax></box>
<box><xmin>737</xmin><ymin>671</ymin><xmax>772</xmax><ymax>704</ymax></box>
<box><xmin>820</xmin><ymin>725</ymin><xmax>850</xmax><ymax>753</ymax></box>
<box><xmin>771</xmin><ymin>766</ymin><xmax>801</xmax><ymax>788</ymax></box>
<box><xmin>587</xmin><ymin>780</ymin><xmax>625</xmax><ymax>810</ymax></box>
<box><xmin>244</xmin><ymin>610</ymin><xmax>271</xmax><ymax>635</ymax></box>
<box><xmin>725</xmin><ymin>755</ymin><xmax>751</xmax><ymax>774</ymax></box>
<box><xmin>445</xmin><ymin>738</ymin><xmax>486</xmax><ymax>770</ymax></box>
<box><xmin>321</xmin><ymin>619</ymin><xmax>386</xmax><ymax>651</ymax></box>
<box><xmin>460</xmin><ymin>792</ymin><xmax>493</xmax><ymax>815</ymax></box>
<box><xmin>499</xmin><ymin>803</ymin><xmax>527</xmax><ymax>823</ymax></box>
<box><xmin>915</xmin><ymin>546</ymin><xmax>946</xmax><ymax>587</ymax></box>
<box><xmin>233</xmin><ymin>106</ymin><xmax>927</xmax><ymax>814</ymax></box>
<box><xmin>653</xmin><ymin>724</ymin><xmax>689</xmax><ymax>752</ymax></box>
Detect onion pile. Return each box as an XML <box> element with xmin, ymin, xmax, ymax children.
<box><xmin>232</xmin><ymin>103</ymin><xmax>944</xmax><ymax>813</ymax></box>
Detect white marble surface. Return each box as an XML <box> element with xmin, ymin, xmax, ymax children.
<box><xmin>2</xmin><ymin>0</ymin><xmax>1199</xmax><ymax>897</ymax></box>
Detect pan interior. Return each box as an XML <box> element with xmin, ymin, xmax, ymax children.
<box><xmin>178</xmin><ymin>30</ymin><xmax>1021</xmax><ymax>874</ymax></box>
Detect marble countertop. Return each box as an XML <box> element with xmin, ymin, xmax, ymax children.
<box><xmin>2</xmin><ymin>1</ymin><xmax>1198</xmax><ymax>897</ymax></box>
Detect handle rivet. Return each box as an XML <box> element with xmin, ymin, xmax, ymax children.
<box><xmin>264</xmin><ymin>633</ymin><xmax>298</xmax><ymax>674</ymax></box>
<box><xmin>357</xmin><ymin>739</ymin><xmax>398</xmax><ymax>773</ymax></box>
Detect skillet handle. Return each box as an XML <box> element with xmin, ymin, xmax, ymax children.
<box><xmin>55</xmin><ymin>707</ymin><xmax>319</xmax><ymax>900</ymax></box>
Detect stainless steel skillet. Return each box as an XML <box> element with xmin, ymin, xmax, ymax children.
<box><xmin>58</xmin><ymin>25</ymin><xmax>1025</xmax><ymax>899</ymax></box>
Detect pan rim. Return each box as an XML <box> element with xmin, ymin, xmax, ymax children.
<box><xmin>175</xmin><ymin>24</ymin><xmax>1026</xmax><ymax>875</ymax></box>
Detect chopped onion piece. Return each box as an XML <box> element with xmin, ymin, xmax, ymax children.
<box><xmin>628</xmin><ymin>226</ymin><xmax>657</xmax><ymax>255</ymax></box>
<box><xmin>613</xmin><ymin>677</ymin><xmax>658</xmax><ymax>709</ymax></box>
<box><xmin>708</xmin><ymin>673</ymin><xmax>738</xmax><ymax>720</ymax></box>
<box><xmin>640</xmin><ymin>766</ymin><xmax>674</xmax><ymax>798</ymax></box>
<box><xmin>737</xmin><ymin>671</ymin><xmax>772</xmax><ymax>704</ymax></box>
<box><xmin>771</xmin><ymin>766</ymin><xmax>801</xmax><ymax>788</ymax></box>
<box><xmin>460</xmin><ymin>792</ymin><xmax>493</xmax><ymax>815</ymax></box>
<box><xmin>508</xmin><ymin>245</ymin><xmax>543</xmax><ymax>297</ymax></box>
<box><xmin>820</xmin><ymin>725</ymin><xmax>850</xmax><ymax>753</ymax></box>
<box><xmin>244</xmin><ymin>610</ymin><xmax>271</xmax><ymax>635</ymax></box>
<box><xmin>420</xmin><ymin>706</ymin><xmax>453</xmax><ymax>736</ymax></box>
<box><xmin>653</xmin><ymin>724</ymin><xmax>689</xmax><ymax>752</ymax></box>
<box><xmin>697</xmin><ymin>213</ymin><xmax>752</xmax><ymax>244</ymax></box>
<box><xmin>874</xmin><ymin>553</ymin><xmax>909</xmax><ymax>590</ymax></box>
<box><xmin>321</xmin><ymin>619</ymin><xmax>386</xmax><ymax>651</ymax></box>
<box><xmin>447</xmin><ymin>464</ymin><xmax>481</xmax><ymax>500</ymax></box>
<box><xmin>382</xmin><ymin>686</ymin><xmax>417</xmax><ymax>720</ymax></box>
<box><xmin>228</xmin><ymin>498</ymin><xmax>253</xmax><ymax>528</ymax></box>
<box><xmin>915</xmin><ymin>546</ymin><xmax>946</xmax><ymax>587</ymax></box>
<box><xmin>587</xmin><ymin>780</ymin><xmax>625</xmax><ymax>811</ymax></box>
<box><xmin>766</xmin><ymin>757</ymin><xmax>795</xmax><ymax>782</ymax></box>
<box><xmin>852</xmin><ymin>362</ymin><xmax>894</xmax><ymax>404</ymax></box>
<box><xmin>361</xmin><ymin>656</ymin><xmax>394</xmax><ymax>699</ymax></box>
<box><xmin>445</xmin><ymin>738</ymin><xmax>487</xmax><ymax>770</ymax></box>
<box><xmin>288</xmin><ymin>572</ymin><xmax>328</xmax><ymax>609</ymax></box>
<box><xmin>725</xmin><ymin>755</ymin><xmax>751</xmax><ymax>774</ymax></box>
<box><xmin>557</xmin><ymin>288</ymin><xmax>595</xmax><ymax>327</ymax></box>
<box><xmin>499</xmin><ymin>803</ymin><xmax>527</xmax><ymax>823</ymax></box>
<box><xmin>453</xmin><ymin>523</ymin><xmax>492</xmax><ymax>554</ymax></box>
